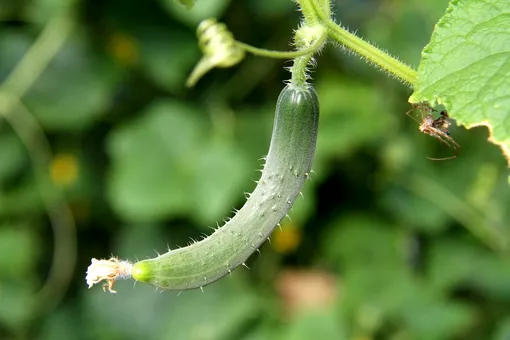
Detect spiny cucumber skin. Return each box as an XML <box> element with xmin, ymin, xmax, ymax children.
<box><xmin>132</xmin><ymin>82</ymin><xmax>319</xmax><ymax>290</ymax></box>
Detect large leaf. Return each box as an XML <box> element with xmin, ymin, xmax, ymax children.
<box><xmin>107</xmin><ymin>99</ymin><xmax>205</xmax><ymax>222</ymax></box>
<box><xmin>410</xmin><ymin>0</ymin><xmax>510</xmax><ymax>164</ymax></box>
<box><xmin>107</xmin><ymin>99</ymin><xmax>251</xmax><ymax>224</ymax></box>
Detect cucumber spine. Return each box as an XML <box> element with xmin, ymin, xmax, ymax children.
<box><xmin>131</xmin><ymin>82</ymin><xmax>319</xmax><ymax>290</ymax></box>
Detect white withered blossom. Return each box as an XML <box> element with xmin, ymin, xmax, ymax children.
<box><xmin>86</xmin><ymin>257</ymin><xmax>133</xmax><ymax>293</ymax></box>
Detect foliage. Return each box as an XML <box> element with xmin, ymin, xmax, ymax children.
<box><xmin>411</xmin><ymin>0</ymin><xmax>510</xmax><ymax>163</ymax></box>
<box><xmin>0</xmin><ymin>0</ymin><xmax>509</xmax><ymax>339</ymax></box>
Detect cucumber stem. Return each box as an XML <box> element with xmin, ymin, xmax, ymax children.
<box><xmin>305</xmin><ymin>0</ymin><xmax>417</xmax><ymax>85</ymax></box>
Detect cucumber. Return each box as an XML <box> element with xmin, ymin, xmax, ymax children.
<box><xmin>131</xmin><ymin>82</ymin><xmax>319</xmax><ymax>290</ymax></box>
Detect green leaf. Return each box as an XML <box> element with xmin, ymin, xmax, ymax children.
<box><xmin>107</xmin><ymin>99</ymin><xmax>205</xmax><ymax>221</ymax></box>
<box><xmin>107</xmin><ymin>99</ymin><xmax>252</xmax><ymax>224</ymax></box>
<box><xmin>410</xmin><ymin>0</ymin><xmax>510</xmax><ymax>164</ymax></box>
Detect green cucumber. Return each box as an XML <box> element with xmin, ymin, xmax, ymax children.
<box><xmin>131</xmin><ymin>82</ymin><xmax>319</xmax><ymax>290</ymax></box>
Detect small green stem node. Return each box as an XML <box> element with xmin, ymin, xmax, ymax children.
<box><xmin>290</xmin><ymin>24</ymin><xmax>327</xmax><ymax>86</ymax></box>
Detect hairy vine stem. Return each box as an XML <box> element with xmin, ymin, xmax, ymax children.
<box><xmin>298</xmin><ymin>0</ymin><xmax>417</xmax><ymax>85</ymax></box>
<box><xmin>187</xmin><ymin>0</ymin><xmax>416</xmax><ymax>87</ymax></box>
<box><xmin>236</xmin><ymin>40</ymin><xmax>322</xmax><ymax>59</ymax></box>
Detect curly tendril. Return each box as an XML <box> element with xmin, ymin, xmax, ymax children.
<box><xmin>186</xmin><ymin>18</ymin><xmax>244</xmax><ymax>87</ymax></box>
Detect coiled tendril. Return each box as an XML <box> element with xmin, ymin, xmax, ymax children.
<box><xmin>186</xmin><ymin>18</ymin><xmax>244</xmax><ymax>87</ymax></box>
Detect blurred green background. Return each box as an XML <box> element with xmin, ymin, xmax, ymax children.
<box><xmin>1</xmin><ymin>0</ymin><xmax>510</xmax><ymax>339</ymax></box>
